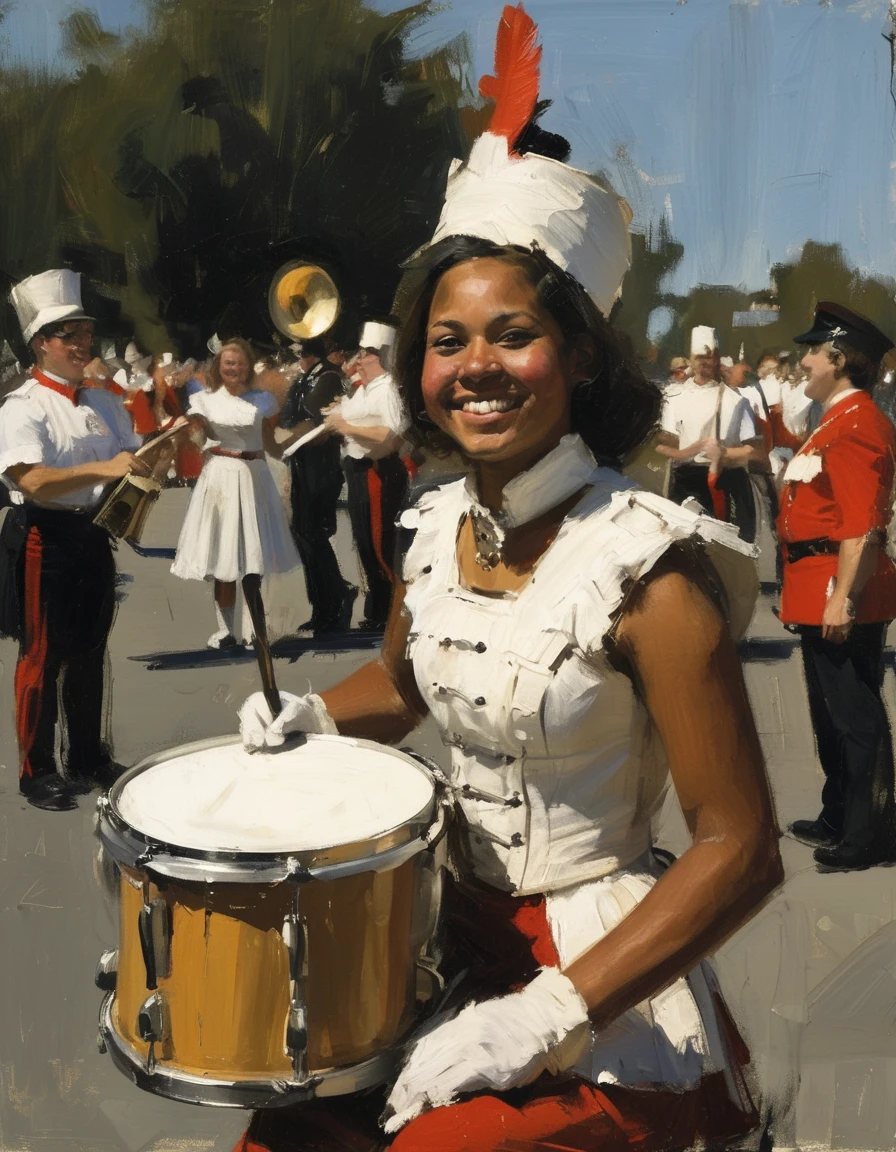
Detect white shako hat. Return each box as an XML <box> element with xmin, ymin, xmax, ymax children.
<box><xmin>426</xmin><ymin>6</ymin><xmax>632</xmax><ymax>317</ymax></box>
<box><xmin>359</xmin><ymin>321</ymin><xmax>397</xmax><ymax>353</ymax></box>
<box><xmin>10</xmin><ymin>269</ymin><xmax>93</xmax><ymax>343</ymax></box>
<box><xmin>690</xmin><ymin>325</ymin><xmax>719</xmax><ymax>357</ymax></box>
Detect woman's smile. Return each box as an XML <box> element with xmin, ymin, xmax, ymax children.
<box><xmin>421</xmin><ymin>258</ymin><xmax>585</xmax><ymax>474</ymax></box>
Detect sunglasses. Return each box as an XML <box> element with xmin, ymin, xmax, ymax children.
<box><xmin>47</xmin><ymin>326</ymin><xmax>94</xmax><ymax>344</ymax></box>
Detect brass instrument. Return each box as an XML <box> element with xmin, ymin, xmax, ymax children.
<box><xmin>268</xmin><ymin>262</ymin><xmax>340</xmax><ymax>341</ymax></box>
<box><xmin>93</xmin><ymin>424</ymin><xmax>183</xmax><ymax>544</ymax></box>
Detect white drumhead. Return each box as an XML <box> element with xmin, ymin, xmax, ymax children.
<box><xmin>113</xmin><ymin>737</ymin><xmax>434</xmax><ymax>855</ymax></box>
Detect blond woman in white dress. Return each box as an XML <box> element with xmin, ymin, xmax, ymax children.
<box><xmin>171</xmin><ymin>338</ymin><xmax>301</xmax><ymax>648</ymax></box>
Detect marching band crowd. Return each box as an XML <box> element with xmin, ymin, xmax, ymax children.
<box><xmin>1</xmin><ymin>4</ymin><xmax>896</xmax><ymax>1147</ymax></box>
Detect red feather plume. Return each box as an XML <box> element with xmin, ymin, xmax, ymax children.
<box><xmin>478</xmin><ymin>3</ymin><xmax>541</xmax><ymax>153</ymax></box>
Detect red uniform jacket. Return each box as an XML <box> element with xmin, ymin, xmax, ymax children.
<box><xmin>777</xmin><ymin>390</ymin><xmax>896</xmax><ymax>625</ymax></box>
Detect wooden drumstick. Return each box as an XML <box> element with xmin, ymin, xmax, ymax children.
<box><xmin>241</xmin><ymin>575</ymin><xmax>282</xmax><ymax>718</ymax></box>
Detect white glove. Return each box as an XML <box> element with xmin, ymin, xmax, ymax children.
<box><xmin>382</xmin><ymin>966</ymin><xmax>590</xmax><ymax>1135</ymax></box>
<box><xmin>238</xmin><ymin>691</ymin><xmax>338</xmax><ymax>752</ymax></box>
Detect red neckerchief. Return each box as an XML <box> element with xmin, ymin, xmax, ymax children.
<box><xmin>31</xmin><ymin>368</ymin><xmax>81</xmax><ymax>405</ymax></box>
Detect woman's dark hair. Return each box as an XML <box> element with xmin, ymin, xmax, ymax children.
<box><xmin>393</xmin><ymin>236</ymin><xmax>661</xmax><ymax>466</ymax></box>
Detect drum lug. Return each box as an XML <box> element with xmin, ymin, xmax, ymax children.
<box><xmin>286</xmin><ymin>856</ymin><xmax>313</xmax><ymax>883</ymax></box>
<box><xmin>137</xmin><ymin>991</ymin><xmax>169</xmax><ymax>1045</ymax></box>
<box><xmin>138</xmin><ymin>895</ymin><xmax>171</xmax><ymax>991</ymax></box>
<box><xmin>94</xmin><ymin>948</ymin><xmax>118</xmax><ymax>992</ymax></box>
<box><xmin>284</xmin><ymin>889</ymin><xmax>311</xmax><ymax>1083</ymax></box>
<box><xmin>96</xmin><ymin>1027</ymin><xmax>107</xmax><ymax>1055</ymax></box>
<box><xmin>286</xmin><ymin>1005</ymin><xmax>307</xmax><ymax>1055</ymax></box>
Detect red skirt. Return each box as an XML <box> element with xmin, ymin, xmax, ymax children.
<box><xmin>231</xmin><ymin>873</ymin><xmax>758</xmax><ymax>1152</ymax></box>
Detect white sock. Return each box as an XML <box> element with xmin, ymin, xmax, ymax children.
<box><xmin>208</xmin><ymin>602</ymin><xmax>236</xmax><ymax>647</ymax></box>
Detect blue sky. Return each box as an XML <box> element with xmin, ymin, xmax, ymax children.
<box><xmin>4</xmin><ymin>0</ymin><xmax>895</xmax><ymax>297</ymax></box>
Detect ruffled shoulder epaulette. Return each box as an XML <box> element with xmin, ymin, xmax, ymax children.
<box><xmin>577</xmin><ymin>489</ymin><xmax>759</xmax><ymax>644</ymax></box>
<box><xmin>399</xmin><ymin>477</ymin><xmax>466</xmax><ymax>583</ymax></box>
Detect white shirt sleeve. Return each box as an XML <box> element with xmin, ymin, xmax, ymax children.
<box><xmin>0</xmin><ymin>396</ymin><xmax>52</xmax><ymax>476</ymax></box>
<box><xmin>761</xmin><ymin>375</ymin><xmax>782</xmax><ymax>407</ymax></box>
<box><xmin>359</xmin><ymin>375</ymin><xmax>408</xmax><ymax>437</ymax></box>
<box><xmin>659</xmin><ymin>393</ymin><xmax>680</xmax><ymax>437</ymax></box>
<box><xmin>187</xmin><ymin>391</ymin><xmax>208</xmax><ymax>418</ymax></box>
<box><xmin>378</xmin><ymin>377</ymin><xmax>409</xmax><ymax>437</ymax></box>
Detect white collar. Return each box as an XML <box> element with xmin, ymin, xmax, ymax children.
<box><xmin>463</xmin><ymin>432</ymin><xmax>597</xmax><ymax>550</ymax></box>
<box><xmin>823</xmin><ymin>385</ymin><xmax>860</xmax><ymax>414</ymax></box>
<box><xmin>463</xmin><ymin>434</ymin><xmax>598</xmax><ymax>570</ymax></box>
<box><xmin>37</xmin><ymin>367</ymin><xmax>79</xmax><ymax>386</ymax></box>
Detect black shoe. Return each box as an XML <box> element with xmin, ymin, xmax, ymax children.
<box><xmin>813</xmin><ymin>842</ymin><xmax>891</xmax><ymax>872</ymax></box>
<box><xmin>67</xmin><ymin>758</ymin><xmax>127</xmax><ymax>794</ymax></box>
<box><xmin>357</xmin><ymin>617</ymin><xmax>386</xmax><ymax>632</ymax></box>
<box><xmin>20</xmin><ymin>775</ymin><xmax>78</xmax><ymax>812</ymax></box>
<box><xmin>339</xmin><ymin>584</ymin><xmax>358</xmax><ymax>630</ymax></box>
<box><xmin>788</xmin><ymin>817</ymin><xmax>840</xmax><ymax>849</ymax></box>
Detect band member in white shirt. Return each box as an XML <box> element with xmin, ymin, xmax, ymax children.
<box><xmin>323</xmin><ymin>321</ymin><xmax>409</xmax><ymax>630</ymax></box>
<box><xmin>0</xmin><ymin>271</ymin><xmax>150</xmax><ymax>809</ymax></box>
<box><xmin>658</xmin><ymin>326</ymin><xmax>764</xmax><ymax>541</ymax></box>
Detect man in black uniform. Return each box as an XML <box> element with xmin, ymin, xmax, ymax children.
<box><xmin>0</xmin><ymin>270</ymin><xmax>149</xmax><ymax>810</ymax></box>
<box><xmin>279</xmin><ymin>337</ymin><xmax>356</xmax><ymax>634</ymax></box>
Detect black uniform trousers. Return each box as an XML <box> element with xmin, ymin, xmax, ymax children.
<box><xmin>343</xmin><ymin>454</ymin><xmax>408</xmax><ymax>628</ymax></box>
<box><xmin>798</xmin><ymin>622</ymin><xmax>895</xmax><ymax>851</ymax></box>
<box><xmin>669</xmin><ymin>462</ymin><xmax>757</xmax><ymax>543</ymax></box>
<box><xmin>288</xmin><ymin>441</ymin><xmax>348</xmax><ymax>631</ymax></box>
<box><xmin>15</xmin><ymin>506</ymin><xmax>115</xmax><ymax>785</ymax></box>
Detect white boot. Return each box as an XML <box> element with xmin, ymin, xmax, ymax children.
<box><xmin>208</xmin><ymin>602</ymin><xmax>237</xmax><ymax>649</ymax></box>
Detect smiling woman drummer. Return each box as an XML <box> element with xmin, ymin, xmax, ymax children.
<box><xmin>233</xmin><ymin>8</ymin><xmax>782</xmax><ymax>1151</ymax></box>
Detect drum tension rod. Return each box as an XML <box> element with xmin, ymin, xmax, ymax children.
<box><xmin>284</xmin><ymin>859</ymin><xmax>311</xmax><ymax>1084</ymax></box>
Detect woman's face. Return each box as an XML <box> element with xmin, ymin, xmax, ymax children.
<box><xmin>219</xmin><ymin>347</ymin><xmax>251</xmax><ymax>390</ymax></box>
<box><xmin>421</xmin><ymin>259</ymin><xmax>590</xmax><ymax>469</ymax></box>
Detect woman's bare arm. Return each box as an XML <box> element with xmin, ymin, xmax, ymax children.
<box><xmin>319</xmin><ymin>577</ymin><xmax>429</xmax><ymax>743</ymax></box>
<box><xmin>564</xmin><ymin>558</ymin><xmax>782</xmax><ymax>1024</ymax></box>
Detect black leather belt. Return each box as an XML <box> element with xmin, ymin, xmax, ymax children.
<box><xmin>783</xmin><ymin>537</ymin><xmax>840</xmax><ymax>563</ymax></box>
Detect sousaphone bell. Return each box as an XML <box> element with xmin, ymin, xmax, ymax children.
<box><xmin>268</xmin><ymin>262</ymin><xmax>340</xmax><ymax>341</ymax></box>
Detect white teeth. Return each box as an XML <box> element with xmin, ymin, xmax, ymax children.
<box><xmin>460</xmin><ymin>398</ymin><xmax>515</xmax><ymax>414</ymax></box>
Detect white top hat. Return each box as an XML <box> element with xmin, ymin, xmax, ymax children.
<box><xmin>424</xmin><ymin>6</ymin><xmax>631</xmax><ymax>318</ymax></box>
<box><xmin>359</xmin><ymin>321</ymin><xmax>397</xmax><ymax>352</ymax></box>
<box><xmin>10</xmin><ymin>269</ymin><xmax>93</xmax><ymax>343</ymax></box>
<box><xmin>207</xmin><ymin>333</ymin><xmax>223</xmax><ymax>356</ymax></box>
<box><xmin>431</xmin><ymin>133</ymin><xmax>632</xmax><ymax>318</ymax></box>
<box><xmin>690</xmin><ymin>326</ymin><xmax>719</xmax><ymax>357</ymax></box>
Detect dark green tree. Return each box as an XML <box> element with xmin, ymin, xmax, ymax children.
<box><xmin>0</xmin><ymin>0</ymin><xmax>475</xmax><ymax>356</ymax></box>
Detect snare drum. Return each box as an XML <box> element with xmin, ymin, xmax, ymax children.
<box><xmin>95</xmin><ymin>734</ymin><xmax>446</xmax><ymax>1109</ymax></box>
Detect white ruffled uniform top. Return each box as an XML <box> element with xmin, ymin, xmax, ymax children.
<box><xmin>400</xmin><ymin>434</ymin><xmax>759</xmax><ymax>1092</ymax></box>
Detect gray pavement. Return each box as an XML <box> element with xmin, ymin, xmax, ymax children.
<box><xmin>0</xmin><ymin>486</ymin><xmax>895</xmax><ymax>1150</ymax></box>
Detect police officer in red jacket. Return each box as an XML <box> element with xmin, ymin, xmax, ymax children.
<box><xmin>778</xmin><ymin>303</ymin><xmax>896</xmax><ymax>870</ymax></box>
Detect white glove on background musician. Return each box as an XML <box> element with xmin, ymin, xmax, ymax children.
<box><xmin>239</xmin><ymin>691</ymin><xmax>338</xmax><ymax>752</ymax></box>
<box><xmin>382</xmin><ymin>966</ymin><xmax>591</xmax><ymax>1134</ymax></box>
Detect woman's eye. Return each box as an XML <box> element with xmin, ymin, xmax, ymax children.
<box><xmin>431</xmin><ymin>335</ymin><xmax>463</xmax><ymax>352</ymax></box>
<box><xmin>499</xmin><ymin>328</ymin><xmax>536</xmax><ymax>347</ymax></box>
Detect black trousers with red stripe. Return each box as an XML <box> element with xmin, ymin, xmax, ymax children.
<box><xmin>15</xmin><ymin>506</ymin><xmax>116</xmax><ymax>784</ymax></box>
<box><xmin>343</xmin><ymin>455</ymin><xmax>408</xmax><ymax>628</ymax></box>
